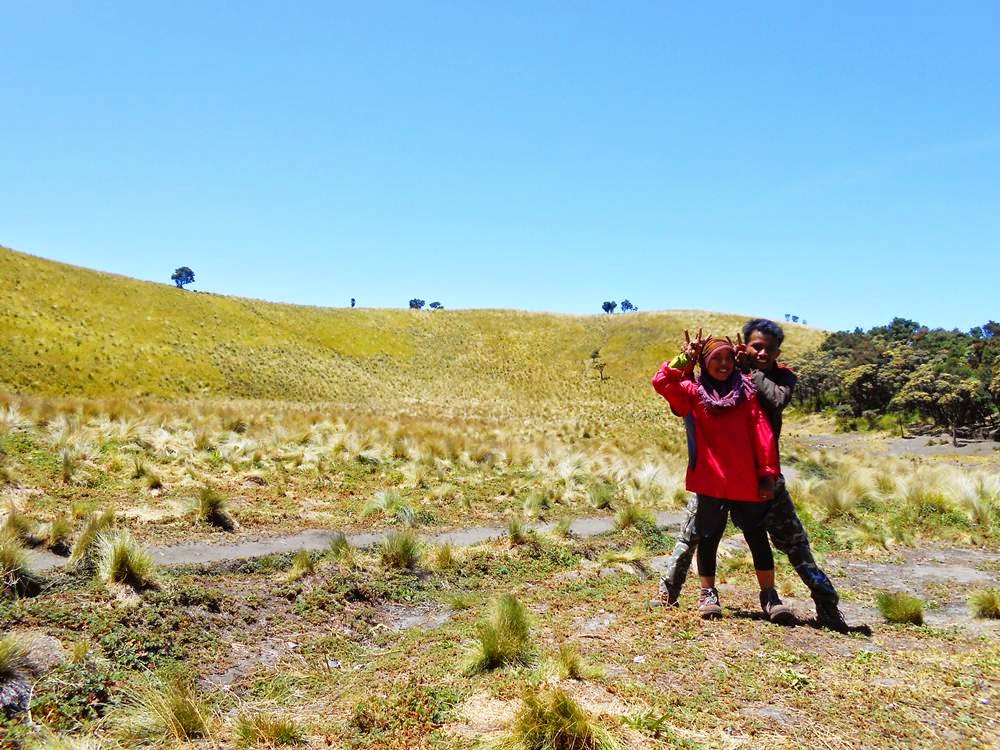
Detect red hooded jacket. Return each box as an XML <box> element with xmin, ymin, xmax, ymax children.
<box><xmin>652</xmin><ymin>361</ymin><xmax>779</xmax><ymax>502</ymax></box>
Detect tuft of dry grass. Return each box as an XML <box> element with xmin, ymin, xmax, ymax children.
<box><xmin>234</xmin><ymin>710</ymin><xmax>305</xmax><ymax>747</ymax></box>
<box><xmin>285</xmin><ymin>550</ymin><xmax>316</xmax><ymax>582</ymax></box>
<box><xmin>503</xmin><ymin>687</ymin><xmax>620</xmax><ymax>750</ymax></box>
<box><xmin>0</xmin><ymin>533</ymin><xmax>43</xmax><ymax>596</ymax></box>
<box><xmin>464</xmin><ymin>594</ymin><xmax>533</xmax><ymax>674</ymax></box>
<box><xmin>0</xmin><ymin>632</ymin><xmax>32</xmax><ymax>681</ymax></box>
<box><xmin>70</xmin><ymin>509</ymin><xmax>116</xmax><ymax>569</ymax></box>
<box><xmin>379</xmin><ymin>529</ymin><xmax>422</xmax><ymax>570</ymax></box>
<box><xmin>120</xmin><ymin>675</ymin><xmax>213</xmax><ymax>743</ymax></box>
<box><xmin>613</xmin><ymin>502</ymin><xmax>653</xmax><ymax>531</ymax></box>
<box><xmin>876</xmin><ymin>591</ymin><xmax>924</xmax><ymax>625</ymax></box>
<box><xmin>94</xmin><ymin>531</ymin><xmax>157</xmax><ymax>590</ymax></box>
<box><xmin>196</xmin><ymin>486</ymin><xmax>237</xmax><ymax>531</ymax></box>
<box><xmin>969</xmin><ymin>589</ymin><xmax>1000</xmax><ymax>619</ymax></box>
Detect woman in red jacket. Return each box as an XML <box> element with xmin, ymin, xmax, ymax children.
<box><xmin>652</xmin><ymin>331</ymin><xmax>793</xmax><ymax>622</ymax></box>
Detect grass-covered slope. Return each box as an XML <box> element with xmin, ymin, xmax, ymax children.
<box><xmin>1</xmin><ymin>246</ymin><xmax>826</xmax><ymax>405</ymax></box>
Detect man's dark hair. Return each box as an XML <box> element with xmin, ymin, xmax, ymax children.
<box><xmin>742</xmin><ymin>318</ymin><xmax>785</xmax><ymax>346</ymax></box>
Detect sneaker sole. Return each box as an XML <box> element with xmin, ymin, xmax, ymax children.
<box><xmin>767</xmin><ymin>605</ymin><xmax>796</xmax><ymax>626</ymax></box>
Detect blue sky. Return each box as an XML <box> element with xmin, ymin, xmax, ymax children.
<box><xmin>2</xmin><ymin>2</ymin><xmax>998</xmax><ymax>331</ymax></box>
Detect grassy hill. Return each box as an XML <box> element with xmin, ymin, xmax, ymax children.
<box><xmin>0</xmin><ymin>246</ymin><xmax>826</xmax><ymax>408</ymax></box>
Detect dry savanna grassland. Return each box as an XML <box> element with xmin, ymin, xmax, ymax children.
<box><xmin>1</xmin><ymin>246</ymin><xmax>998</xmax><ymax>750</ymax></box>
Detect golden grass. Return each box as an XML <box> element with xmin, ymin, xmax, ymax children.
<box><xmin>0</xmin><ymin>246</ymin><xmax>825</xmax><ymax>408</ymax></box>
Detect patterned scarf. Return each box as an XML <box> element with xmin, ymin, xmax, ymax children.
<box><xmin>697</xmin><ymin>369</ymin><xmax>755</xmax><ymax>413</ymax></box>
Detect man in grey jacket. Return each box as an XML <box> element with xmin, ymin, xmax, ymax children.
<box><xmin>656</xmin><ymin>318</ymin><xmax>850</xmax><ymax>633</ymax></box>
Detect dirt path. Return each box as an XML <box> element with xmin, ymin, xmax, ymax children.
<box><xmin>27</xmin><ymin>510</ymin><xmax>690</xmax><ymax>572</ymax></box>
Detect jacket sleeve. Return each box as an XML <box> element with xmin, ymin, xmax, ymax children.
<box><xmin>751</xmin><ymin>367</ymin><xmax>797</xmax><ymax>412</ymax></box>
<box><xmin>750</xmin><ymin>398</ymin><xmax>780</xmax><ymax>478</ymax></box>
<box><xmin>652</xmin><ymin>357</ymin><xmax>696</xmax><ymax>417</ymax></box>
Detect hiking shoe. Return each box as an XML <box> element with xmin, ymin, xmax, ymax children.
<box><xmin>649</xmin><ymin>588</ymin><xmax>680</xmax><ymax>609</ymax></box>
<box><xmin>760</xmin><ymin>588</ymin><xmax>796</xmax><ymax>625</ymax></box>
<box><xmin>698</xmin><ymin>587</ymin><xmax>722</xmax><ymax>619</ymax></box>
<box><xmin>815</xmin><ymin>600</ymin><xmax>850</xmax><ymax>634</ymax></box>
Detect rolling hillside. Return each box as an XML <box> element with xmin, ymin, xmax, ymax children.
<box><xmin>0</xmin><ymin>246</ymin><xmax>826</xmax><ymax>408</ymax></box>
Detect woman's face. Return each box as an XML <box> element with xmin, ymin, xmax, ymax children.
<box><xmin>704</xmin><ymin>349</ymin><xmax>735</xmax><ymax>381</ymax></box>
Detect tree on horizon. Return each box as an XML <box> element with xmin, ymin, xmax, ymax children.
<box><xmin>171</xmin><ymin>266</ymin><xmax>195</xmax><ymax>289</ymax></box>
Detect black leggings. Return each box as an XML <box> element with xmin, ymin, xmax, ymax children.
<box><xmin>694</xmin><ymin>495</ymin><xmax>775</xmax><ymax>578</ymax></box>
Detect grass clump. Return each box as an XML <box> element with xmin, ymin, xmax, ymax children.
<box><xmin>2</xmin><ymin>507</ymin><xmax>43</xmax><ymax>546</ymax></box>
<box><xmin>234</xmin><ymin>711</ymin><xmax>304</xmax><ymax>747</ymax></box>
<box><xmin>551</xmin><ymin>517</ymin><xmax>572</xmax><ymax>538</ymax></box>
<box><xmin>122</xmin><ymin>675</ymin><xmax>213</xmax><ymax>743</ymax></box>
<box><xmin>0</xmin><ymin>533</ymin><xmax>43</xmax><ymax>596</ymax></box>
<box><xmin>70</xmin><ymin>509</ymin><xmax>116</xmax><ymax>569</ymax></box>
<box><xmin>587</xmin><ymin>481</ymin><xmax>616</xmax><ymax>510</ymax></box>
<box><xmin>95</xmin><ymin>530</ymin><xmax>157</xmax><ymax>590</ymax></box>
<box><xmin>379</xmin><ymin>529</ymin><xmax>422</xmax><ymax>570</ymax></box>
<box><xmin>432</xmin><ymin>542</ymin><xmax>457</xmax><ymax>570</ymax></box>
<box><xmin>597</xmin><ymin>544</ymin><xmax>647</xmax><ymax>567</ymax></box>
<box><xmin>503</xmin><ymin>687</ymin><xmax>620</xmax><ymax>750</ymax></box>
<box><xmin>363</xmin><ymin>489</ymin><xmax>416</xmax><ymax>526</ymax></box>
<box><xmin>464</xmin><ymin>594</ymin><xmax>533</xmax><ymax>674</ymax></box>
<box><xmin>0</xmin><ymin>633</ymin><xmax>31</xmax><ymax>681</ymax></box>
<box><xmin>876</xmin><ymin>591</ymin><xmax>924</xmax><ymax>625</ymax></box>
<box><xmin>43</xmin><ymin>514</ymin><xmax>74</xmax><ymax>556</ymax></box>
<box><xmin>969</xmin><ymin>589</ymin><xmax>1000</xmax><ymax>619</ymax></box>
<box><xmin>555</xmin><ymin>643</ymin><xmax>587</xmax><ymax>681</ymax></box>
<box><xmin>285</xmin><ymin>550</ymin><xmax>316</xmax><ymax>582</ymax></box>
<box><xmin>613</xmin><ymin>502</ymin><xmax>654</xmax><ymax>531</ymax></box>
<box><xmin>508</xmin><ymin>516</ymin><xmax>531</xmax><ymax>546</ymax></box>
<box><xmin>196</xmin><ymin>486</ymin><xmax>237</xmax><ymax>531</ymax></box>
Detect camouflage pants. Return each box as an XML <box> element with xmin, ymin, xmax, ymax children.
<box><xmin>659</xmin><ymin>479</ymin><xmax>839</xmax><ymax>607</ymax></box>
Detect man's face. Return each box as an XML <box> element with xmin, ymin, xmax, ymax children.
<box><xmin>746</xmin><ymin>331</ymin><xmax>780</xmax><ymax>370</ymax></box>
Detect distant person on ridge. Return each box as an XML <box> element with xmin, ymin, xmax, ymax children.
<box><xmin>651</xmin><ymin>331</ymin><xmax>792</xmax><ymax>622</ymax></box>
<box><xmin>655</xmin><ymin>319</ymin><xmax>852</xmax><ymax>633</ymax></box>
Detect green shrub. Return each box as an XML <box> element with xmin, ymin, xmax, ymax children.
<box><xmin>464</xmin><ymin>594</ymin><xmax>533</xmax><ymax>674</ymax></box>
<box><xmin>876</xmin><ymin>591</ymin><xmax>924</xmax><ymax>625</ymax></box>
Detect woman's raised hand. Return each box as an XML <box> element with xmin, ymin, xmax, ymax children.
<box><xmin>683</xmin><ymin>328</ymin><xmax>705</xmax><ymax>362</ymax></box>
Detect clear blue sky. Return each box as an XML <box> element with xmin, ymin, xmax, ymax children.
<box><xmin>2</xmin><ymin>2</ymin><xmax>998</xmax><ymax>331</ymax></box>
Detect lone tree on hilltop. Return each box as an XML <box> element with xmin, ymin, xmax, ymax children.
<box><xmin>601</xmin><ymin>301</ymin><xmax>617</xmax><ymax>315</ymax></box>
<box><xmin>171</xmin><ymin>266</ymin><xmax>195</xmax><ymax>289</ymax></box>
<box><xmin>429</xmin><ymin>301</ymin><xmax>444</xmax><ymax>310</ymax></box>
<box><xmin>620</xmin><ymin>299</ymin><xmax>635</xmax><ymax>313</ymax></box>
<box><xmin>409</xmin><ymin>299</ymin><xmax>426</xmax><ymax>310</ymax></box>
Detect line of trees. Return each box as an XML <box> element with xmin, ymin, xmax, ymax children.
<box><xmin>602</xmin><ymin>299</ymin><xmax>637</xmax><ymax>314</ymax></box>
<box><xmin>791</xmin><ymin>317</ymin><xmax>1000</xmax><ymax>443</ymax></box>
